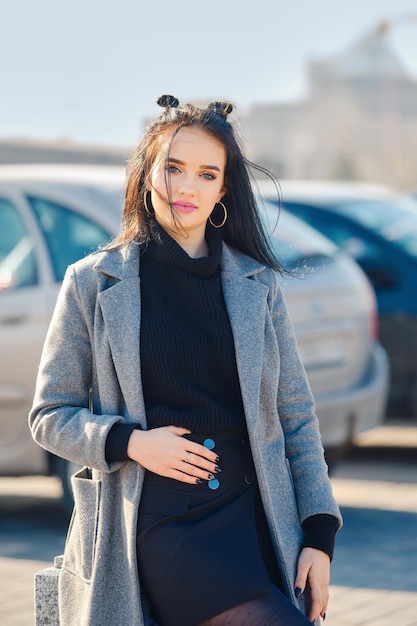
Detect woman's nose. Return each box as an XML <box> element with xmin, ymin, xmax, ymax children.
<box><xmin>177</xmin><ymin>174</ymin><xmax>197</xmax><ymax>195</ymax></box>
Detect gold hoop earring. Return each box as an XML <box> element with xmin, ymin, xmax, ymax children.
<box><xmin>144</xmin><ymin>191</ymin><xmax>154</xmax><ymax>216</ymax></box>
<box><xmin>209</xmin><ymin>202</ymin><xmax>227</xmax><ymax>228</ymax></box>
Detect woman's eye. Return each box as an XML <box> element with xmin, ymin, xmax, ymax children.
<box><xmin>201</xmin><ymin>172</ymin><xmax>215</xmax><ymax>180</ymax></box>
<box><xmin>167</xmin><ymin>165</ymin><xmax>181</xmax><ymax>174</ymax></box>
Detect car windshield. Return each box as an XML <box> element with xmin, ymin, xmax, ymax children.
<box><xmin>260</xmin><ymin>200</ymin><xmax>337</xmax><ymax>268</ymax></box>
<box><xmin>336</xmin><ymin>197</ymin><xmax>417</xmax><ymax>259</ymax></box>
<box><xmin>88</xmin><ymin>185</ymin><xmax>125</xmax><ymax>215</ymax></box>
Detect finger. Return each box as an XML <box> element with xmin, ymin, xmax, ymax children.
<box><xmin>309</xmin><ymin>602</ymin><xmax>327</xmax><ymax>622</ymax></box>
<box><xmin>187</xmin><ymin>440</ymin><xmax>220</xmax><ymax>463</ymax></box>
<box><xmin>294</xmin><ymin>565</ymin><xmax>308</xmax><ymax>598</ymax></box>
<box><xmin>183</xmin><ymin>451</ymin><xmax>220</xmax><ymax>473</ymax></box>
<box><xmin>169</xmin><ymin>426</ymin><xmax>192</xmax><ymax>436</ymax></box>
<box><xmin>170</xmin><ymin>469</ymin><xmax>204</xmax><ymax>485</ymax></box>
<box><xmin>308</xmin><ymin>598</ymin><xmax>323</xmax><ymax>622</ymax></box>
<box><xmin>166</xmin><ymin>428</ymin><xmax>218</xmax><ymax>464</ymax></box>
<box><xmin>180</xmin><ymin>461</ymin><xmax>219</xmax><ymax>483</ymax></box>
<box><xmin>179</xmin><ymin>450</ymin><xmax>220</xmax><ymax>480</ymax></box>
<box><xmin>308</xmin><ymin>587</ymin><xmax>328</xmax><ymax>621</ymax></box>
<box><xmin>320</xmin><ymin>589</ymin><xmax>329</xmax><ymax>617</ymax></box>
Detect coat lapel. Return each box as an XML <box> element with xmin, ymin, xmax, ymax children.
<box><xmin>221</xmin><ymin>244</ymin><xmax>269</xmax><ymax>430</ymax></box>
<box><xmin>94</xmin><ymin>245</ymin><xmax>146</xmax><ymax>425</ymax></box>
<box><xmin>92</xmin><ymin>242</ymin><xmax>271</xmax><ymax>430</ymax></box>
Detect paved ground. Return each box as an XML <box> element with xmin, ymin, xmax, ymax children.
<box><xmin>0</xmin><ymin>421</ymin><xmax>416</xmax><ymax>625</ymax></box>
<box><xmin>327</xmin><ymin>423</ymin><xmax>417</xmax><ymax>625</ymax></box>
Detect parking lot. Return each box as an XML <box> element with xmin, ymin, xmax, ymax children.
<box><xmin>0</xmin><ymin>421</ymin><xmax>416</xmax><ymax>626</ymax></box>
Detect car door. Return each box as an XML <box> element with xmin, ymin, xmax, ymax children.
<box><xmin>0</xmin><ymin>189</ymin><xmax>114</xmax><ymax>476</ymax></box>
<box><xmin>0</xmin><ymin>194</ymin><xmax>52</xmax><ymax>474</ymax></box>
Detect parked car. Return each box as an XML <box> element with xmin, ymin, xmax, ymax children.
<box><xmin>257</xmin><ymin>179</ymin><xmax>417</xmax><ymax>419</ymax></box>
<box><xmin>263</xmin><ymin>201</ymin><xmax>388</xmax><ymax>462</ymax></box>
<box><xmin>0</xmin><ymin>164</ymin><xmax>124</xmax><ymax>508</ymax></box>
<box><xmin>0</xmin><ymin>165</ymin><xmax>388</xmax><ymax>510</ymax></box>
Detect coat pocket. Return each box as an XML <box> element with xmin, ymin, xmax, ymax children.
<box><xmin>64</xmin><ymin>467</ymin><xmax>101</xmax><ymax>582</ymax></box>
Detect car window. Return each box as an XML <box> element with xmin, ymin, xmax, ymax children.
<box><xmin>280</xmin><ymin>202</ymin><xmax>346</xmax><ymax>246</ymax></box>
<box><xmin>281</xmin><ymin>201</ymin><xmax>378</xmax><ymax>256</ymax></box>
<box><xmin>337</xmin><ymin>198</ymin><xmax>417</xmax><ymax>259</ymax></box>
<box><xmin>0</xmin><ymin>198</ymin><xmax>38</xmax><ymax>291</ymax></box>
<box><xmin>280</xmin><ymin>200</ymin><xmax>404</xmax><ymax>290</ymax></box>
<box><xmin>27</xmin><ymin>196</ymin><xmax>112</xmax><ymax>282</ymax></box>
<box><xmin>261</xmin><ymin>201</ymin><xmax>337</xmax><ymax>269</ymax></box>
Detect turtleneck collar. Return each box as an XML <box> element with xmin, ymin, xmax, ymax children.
<box><xmin>142</xmin><ymin>218</ymin><xmax>223</xmax><ymax>278</ymax></box>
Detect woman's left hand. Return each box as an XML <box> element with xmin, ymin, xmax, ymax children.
<box><xmin>294</xmin><ymin>547</ymin><xmax>330</xmax><ymax>622</ymax></box>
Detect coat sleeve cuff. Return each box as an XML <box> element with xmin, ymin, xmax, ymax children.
<box><xmin>301</xmin><ymin>513</ymin><xmax>340</xmax><ymax>561</ymax></box>
<box><xmin>105</xmin><ymin>423</ymin><xmax>142</xmax><ymax>463</ymax></box>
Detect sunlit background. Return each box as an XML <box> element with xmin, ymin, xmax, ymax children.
<box><xmin>2</xmin><ymin>0</ymin><xmax>417</xmax><ymax>191</ymax></box>
<box><xmin>1</xmin><ymin>4</ymin><xmax>417</xmax><ymax>625</ymax></box>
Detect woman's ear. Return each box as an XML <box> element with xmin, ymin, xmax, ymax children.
<box><xmin>217</xmin><ymin>187</ymin><xmax>226</xmax><ymax>203</ymax></box>
<box><xmin>220</xmin><ymin>176</ymin><xmax>228</xmax><ymax>200</ymax></box>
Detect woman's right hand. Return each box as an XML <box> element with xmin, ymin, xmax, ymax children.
<box><xmin>127</xmin><ymin>425</ymin><xmax>220</xmax><ymax>484</ymax></box>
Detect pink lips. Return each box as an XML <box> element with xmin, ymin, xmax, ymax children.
<box><xmin>172</xmin><ymin>201</ymin><xmax>197</xmax><ymax>214</ymax></box>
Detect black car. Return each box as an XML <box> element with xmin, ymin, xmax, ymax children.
<box><xmin>259</xmin><ymin>179</ymin><xmax>417</xmax><ymax>419</ymax></box>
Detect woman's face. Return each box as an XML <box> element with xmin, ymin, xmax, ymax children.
<box><xmin>148</xmin><ymin>126</ymin><xmax>226</xmax><ymax>249</ymax></box>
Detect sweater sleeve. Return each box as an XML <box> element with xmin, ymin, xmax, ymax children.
<box><xmin>301</xmin><ymin>513</ymin><xmax>340</xmax><ymax>561</ymax></box>
<box><xmin>105</xmin><ymin>423</ymin><xmax>142</xmax><ymax>463</ymax></box>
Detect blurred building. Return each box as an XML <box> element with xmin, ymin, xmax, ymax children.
<box><xmin>3</xmin><ymin>21</ymin><xmax>416</xmax><ymax>191</ymax></box>
<box><xmin>244</xmin><ymin>21</ymin><xmax>417</xmax><ymax>191</ymax></box>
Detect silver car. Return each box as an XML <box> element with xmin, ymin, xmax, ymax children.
<box><xmin>258</xmin><ymin>178</ymin><xmax>417</xmax><ymax>419</ymax></box>
<box><xmin>264</xmin><ymin>201</ymin><xmax>388</xmax><ymax>461</ymax></box>
<box><xmin>0</xmin><ymin>165</ymin><xmax>388</xmax><ymax>509</ymax></box>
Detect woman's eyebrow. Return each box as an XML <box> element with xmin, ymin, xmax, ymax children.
<box><xmin>168</xmin><ymin>157</ymin><xmax>221</xmax><ymax>172</ymax></box>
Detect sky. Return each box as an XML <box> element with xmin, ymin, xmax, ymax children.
<box><xmin>2</xmin><ymin>0</ymin><xmax>417</xmax><ymax>148</ymax></box>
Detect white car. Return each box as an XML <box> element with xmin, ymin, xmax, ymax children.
<box><xmin>0</xmin><ymin>164</ymin><xmax>389</xmax><ymax>509</ymax></box>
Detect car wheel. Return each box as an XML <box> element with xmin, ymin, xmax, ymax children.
<box><xmin>55</xmin><ymin>456</ymin><xmax>82</xmax><ymax>515</ymax></box>
<box><xmin>324</xmin><ymin>443</ymin><xmax>352</xmax><ymax>475</ymax></box>
<box><xmin>407</xmin><ymin>382</ymin><xmax>417</xmax><ymax>420</ymax></box>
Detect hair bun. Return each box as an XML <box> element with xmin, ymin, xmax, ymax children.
<box><xmin>157</xmin><ymin>95</ymin><xmax>179</xmax><ymax>109</ymax></box>
<box><xmin>208</xmin><ymin>101</ymin><xmax>233</xmax><ymax>118</ymax></box>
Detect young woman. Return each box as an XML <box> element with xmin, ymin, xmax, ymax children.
<box><xmin>29</xmin><ymin>95</ymin><xmax>342</xmax><ymax>626</ymax></box>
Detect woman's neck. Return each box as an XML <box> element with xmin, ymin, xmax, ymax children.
<box><xmin>159</xmin><ymin>224</ymin><xmax>209</xmax><ymax>258</ymax></box>
<box><xmin>177</xmin><ymin>236</ymin><xmax>209</xmax><ymax>258</ymax></box>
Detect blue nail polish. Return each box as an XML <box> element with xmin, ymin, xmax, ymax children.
<box><xmin>295</xmin><ymin>587</ymin><xmax>302</xmax><ymax>598</ymax></box>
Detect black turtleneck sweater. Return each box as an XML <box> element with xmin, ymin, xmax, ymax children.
<box><xmin>139</xmin><ymin>221</ymin><xmax>246</xmax><ymax>433</ymax></box>
<box><xmin>105</xmin><ymin>220</ymin><xmax>339</xmax><ymax>560</ymax></box>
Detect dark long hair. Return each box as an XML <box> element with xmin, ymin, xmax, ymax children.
<box><xmin>111</xmin><ymin>95</ymin><xmax>283</xmax><ymax>272</ymax></box>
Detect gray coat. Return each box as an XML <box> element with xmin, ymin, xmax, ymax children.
<box><xmin>29</xmin><ymin>241</ymin><xmax>342</xmax><ymax>626</ymax></box>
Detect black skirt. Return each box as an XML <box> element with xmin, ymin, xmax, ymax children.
<box><xmin>136</xmin><ymin>431</ymin><xmax>285</xmax><ymax>626</ymax></box>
